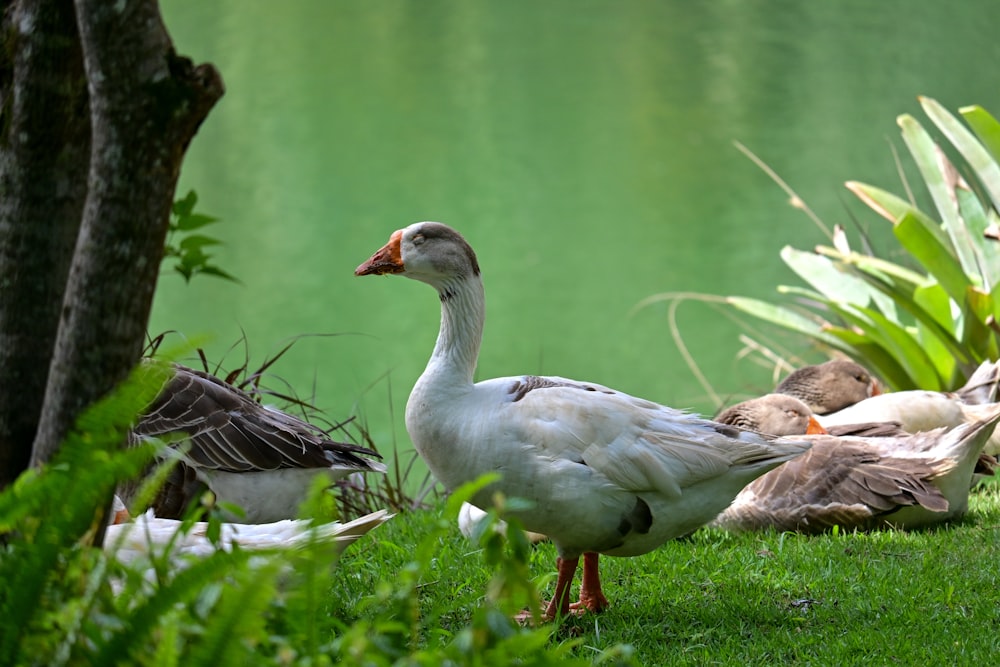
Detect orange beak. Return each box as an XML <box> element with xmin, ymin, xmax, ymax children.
<box><xmin>111</xmin><ymin>496</ymin><xmax>131</xmax><ymax>525</ymax></box>
<box><xmin>806</xmin><ymin>417</ymin><xmax>827</xmax><ymax>435</ymax></box>
<box><xmin>355</xmin><ymin>230</ymin><xmax>405</xmax><ymax>276</ymax></box>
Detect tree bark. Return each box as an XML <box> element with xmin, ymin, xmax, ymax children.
<box><xmin>29</xmin><ymin>0</ymin><xmax>223</xmax><ymax>465</ymax></box>
<box><xmin>0</xmin><ymin>0</ymin><xmax>90</xmax><ymax>486</ymax></box>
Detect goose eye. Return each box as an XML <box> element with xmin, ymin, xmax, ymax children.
<box><xmin>413</xmin><ymin>233</ymin><xmax>425</xmax><ymax>246</ymax></box>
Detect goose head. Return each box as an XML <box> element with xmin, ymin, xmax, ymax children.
<box><xmin>355</xmin><ymin>222</ymin><xmax>480</xmax><ymax>292</ymax></box>
<box><xmin>775</xmin><ymin>359</ymin><xmax>880</xmax><ymax>414</ymax></box>
<box><xmin>715</xmin><ymin>394</ymin><xmax>827</xmax><ymax>436</ymax></box>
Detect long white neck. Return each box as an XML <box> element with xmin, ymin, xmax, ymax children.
<box><xmin>422</xmin><ymin>273</ymin><xmax>486</xmax><ymax>388</ymax></box>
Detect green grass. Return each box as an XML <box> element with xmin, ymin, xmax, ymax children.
<box><xmin>330</xmin><ymin>482</ymin><xmax>1000</xmax><ymax>665</ymax></box>
<box><xmin>7</xmin><ymin>357</ymin><xmax>999</xmax><ymax>665</ymax></box>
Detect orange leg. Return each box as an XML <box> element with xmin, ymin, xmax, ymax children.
<box><xmin>571</xmin><ymin>552</ymin><xmax>609</xmax><ymax>613</ymax></box>
<box><xmin>543</xmin><ymin>556</ymin><xmax>580</xmax><ymax>620</ymax></box>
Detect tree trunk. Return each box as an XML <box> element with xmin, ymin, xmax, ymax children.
<box><xmin>0</xmin><ymin>0</ymin><xmax>91</xmax><ymax>486</ymax></box>
<box><xmin>27</xmin><ymin>0</ymin><xmax>223</xmax><ymax>465</ymax></box>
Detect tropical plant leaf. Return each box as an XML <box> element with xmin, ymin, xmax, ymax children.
<box><xmin>961</xmin><ymin>104</ymin><xmax>1000</xmax><ymax>182</ymax></box>
<box><xmin>954</xmin><ymin>185</ymin><xmax>999</xmax><ymax>286</ymax></box>
<box><xmin>913</xmin><ymin>283</ymin><xmax>958</xmax><ymax>383</ymax></box>
<box><xmin>839</xmin><ymin>262</ymin><xmax>973</xmax><ymax>368</ymax></box>
<box><xmin>725</xmin><ymin>296</ymin><xmax>848</xmax><ymax>351</ymax></box>
<box><xmin>962</xmin><ymin>286</ymin><xmax>999</xmax><ymax>362</ymax></box>
<box><xmin>852</xmin><ymin>304</ymin><xmax>943</xmax><ymax>389</ymax></box>
<box><xmin>709</xmin><ymin>99</ymin><xmax>1000</xmax><ymax>398</ymax></box>
<box><xmin>780</xmin><ymin>246</ymin><xmax>890</xmax><ymax>316</ymax></box>
<box><xmin>814</xmin><ymin>245</ymin><xmax>930</xmax><ymax>291</ymax></box>
<box><xmin>845</xmin><ymin>181</ymin><xmax>921</xmax><ymax>224</ymax></box>
<box><xmin>923</xmin><ymin>96</ymin><xmax>1000</xmax><ymax>213</ymax></box>
<box><xmin>899</xmin><ymin>112</ymin><xmax>980</xmax><ymax>277</ymax></box>
<box><xmin>893</xmin><ymin>211</ymin><xmax>972</xmax><ymax>304</ymax></box>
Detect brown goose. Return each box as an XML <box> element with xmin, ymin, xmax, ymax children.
<box><xmin>120</xmin><ymin>364</ymin><xmax>386</xmax><ymax>523</ymax></box>
<box><xmin>774</xmin><ymin>359</ymin><xmax>880</xmax><ymax>415</ymax></box>
<box><xmin>355</xmin><ymin>221</ymin><xmax>811</xmax><ymax>620</ymax></box>
<box><xmin>711</xmin><ymin>394</ymin><xmax>1000</xmax><ymax>533</ymax></box>
<box><xmin>716</xmin><ymin>393</ymin><xmax>909</xmax><ymax>439</ymax></box>
<box><xmin>715</xmin><ymin>393</ymin><xmax>828</xmax><ymax>436</ymax></box>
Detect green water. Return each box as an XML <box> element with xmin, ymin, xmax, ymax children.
<box><xmin>153</xmin><ymin>0</ymin><xmax>1000</xmax><ymax>462</ymax></box>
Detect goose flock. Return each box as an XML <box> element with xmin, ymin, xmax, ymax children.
<box><xmin>106</xmin><ymin>220</ymin><xmax>1000</xmax><ymax>625</ymax></box>
<box><xmin>352</xmin><ymin>221</ymin><xmax>1000</xmax><ymax>619</ymax></box>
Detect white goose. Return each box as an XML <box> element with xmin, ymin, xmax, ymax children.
<box><xmin>355</xmin><ymin>222</ymin><xmax>811</xmax><ymax>619</ymax></box>
<box><xmin>104</xmin><ymin>496</ymin><xmax>392</xmax><ymax>592</ymax></box>
<box><xmin>106</xmin><ymin>497</ymin><xmax>392</xmax><ymax>565</ymax></box>
<box><xmin>121</xmin><ymin>364</ymin><xmax>387</xmax><ymax>523</ymax></box>
<box><xmin>711</xmin><ymin>394</ymin><xmax>1000</xmax><ymax>533</ymax></box>
<box><xmin>457</xmin><ymin>501</ymin><xmax>547</xmax><ymax>544</ymax></box>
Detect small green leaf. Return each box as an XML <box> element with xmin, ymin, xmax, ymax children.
<box><xmin>171</xmin><ymin>190</ymin><xmax>197</xmax><ymax>217</ymax></box>
<box><xmin>197</xmin><ymin>265</ymin><xmax>241</xmax><ymax>283</ymax></box>
<box><xmin>173</xmin><ymin>264</ymin><xmax>193</xmax><ymax>282</ymax></box>
<box><xmin>174</xmin><ymin>213</ymin><xmax>220</xmax><ymax>232</ymax></box>
<box><xmin>178</xmin><ymin>234</ymin><xmax>222</xmax><ymax>251</ymax></box>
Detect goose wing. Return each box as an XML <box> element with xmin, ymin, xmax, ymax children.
<box><xmin>503</xmin><ymin>376</ymin><xmax>807</xmax><ymax>498</ymax></box>
<box><xmin>134</xmin><ymin>364</ymin><xmax>383</xmax><ymax>473</ymax></box>
<box><xmin>715</xmin><ymin>436</ymin><xmax>947</xmax><ymax>533</ymax></box>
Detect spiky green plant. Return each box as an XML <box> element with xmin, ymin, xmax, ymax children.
<box><xmin>645</xmin><ymin>97</ymin><xmax>1000</xmax><ymax>396</ymax></box>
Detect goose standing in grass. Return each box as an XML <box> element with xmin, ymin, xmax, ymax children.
<box><xmin>776</xmin><ymin>359</ymin><xmax>1000</xmax><ymax>456</ymax></box>
<box><xmin>711</xmin><ymin>394</ymin><xmax>1000</xmax><ymax>533</ymax></box>
<box><xmin>120</xmin><ymin>364</ymin><xmax>387</xmax><ymax>523</ymax></box>
<box><xmin>355</xmin><ymin>221</ymin><xmax>811</xmax><ymax>620</ymax></box>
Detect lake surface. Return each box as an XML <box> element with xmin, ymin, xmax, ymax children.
<box><xmin>154</xmin><ymin>0</ymin><xmax>1000</xmax><ymax>469</ymax></box>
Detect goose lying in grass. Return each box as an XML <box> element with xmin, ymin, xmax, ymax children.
<box><xmin>775</xmin><ymin>359</ymin><xmax>882</xmax><ymax>414</ymax></box>
<box><xmin>355</xmin><ymin>221</ymin><xmax>811</xmax><ymax>620</ymax></box>
<box><xmin>711</xmin><ymin>394</ymin><xmax>1000</xmax><ymax>533</ymax></box>
<box><xmin>106</xmin><ymin>496</ymin><xmax>392</xmax><ymax>565</ymax></box>
<box><xmin>121</xmin><ymin>364</ymin><xmax>387</xmax><ymax>523</ymax></box>
<box><xmin>776</xmin><ymin>359</ymin><xmax>1000</xmax><ymax>457</ymax></box>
